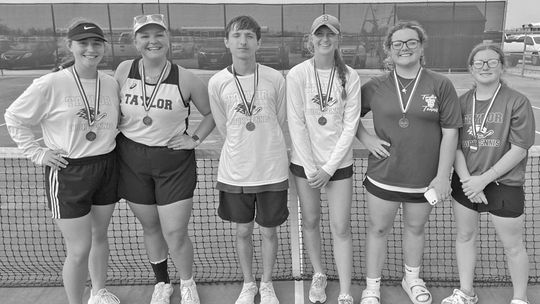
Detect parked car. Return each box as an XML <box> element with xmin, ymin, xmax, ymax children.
<box><xmin>197</xmin><ymin>38</ymin><xmax>231</xmax><ymax>69</ymax></box>
<box><xmin>0</xmin><ymin>37</ymin><xmax>57</xmax><ymax>69</ymax></box>
<box><xmin>503</xmin><ymin>34</ymin><xmax>540</xmax><ymax>66</ymax></box>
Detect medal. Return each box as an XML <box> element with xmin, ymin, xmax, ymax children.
<box><xmin>470</xmin><ymin>83</ymin><xmax>501</xmax><ymax>153</ymax></box>
<box><xmin>140</xmin><ymin>60</ymin><xmax>170</xmax><ymax>127</ymax></box>
<box><xmin>71</xmin><ymin>67</ymin><xmax>101</xmax><ymax>143</ymax></box>
<box><xmin>232</xmin><ymin>64</ymin><xmax>259</xmax><ymax>131</ymax></box>
<box><xmin>313</xmin><ymin>60</ymin><xmax>336</xmax><ymax>127</ymax></box>
<box><xmin>246</xmin><ymin>121</ymin><xmax>256</xmax><ymax>131</ymax></box>
<box><xmin>393</xmin><ymin>68</ymin><xmax>422</xmax><ymax>129</ymax></box>
<box><xmin>86</xmin><ymin>131</ymin><xmax>97</xmax><ymax>141</ymax></box>
<box><xmin>143</xmin><ymin>115</ymin><xmax>153</xmax><ymax>126</ymax></box>
<box><xmin>398</xmin><ymin>117</ymin><xmax>409</xmax><ymax>128</ymax></box>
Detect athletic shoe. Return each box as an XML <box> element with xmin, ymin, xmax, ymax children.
<box><xmin>338</xmin><ymin>294</ymin><xmax>354</xmax><ymax>304</ymax></box>
<box><xmin>235</xmin><ymin>281</ymin><xmax>258</xmax><ymax>304</ymax></box>
<box><xmin>180</xmin><ymin>280</ymin><xmax>200</xmax><ymax>304</ymax></box>
<box><xmin>309</xmin><ymin>273</ymin><xmax>327</xmax><ymax>303</ymax></box>
<box><xmin>88</xmin><ymin>288</ymin><xmax>120</xmax><ymax>304</ymax></box>
<box><xmin>259</xmin><ymin>282</ymin><xmax>279</xmax><ymax>304</ymax></box>
<box><xmin>150</xmin><ymin>282</ymin><xmax>174</xmax><ymax>304</ymax></box>
<box><xmin>441</xmin><ymin>289</ymin><xmax>478</xmax><ymax>304</ymax></box>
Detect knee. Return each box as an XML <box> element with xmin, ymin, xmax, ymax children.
<box><xmin>302</xmin><ymin>215</ymin><xmax>321</xmax><ymax>232</ymax></box>
<box><xmin>403</xmin><ymin>221</ymin><xmax>426</xmax><ymax>236</ymax></box>
<box><xmin>330</xmin><ymin>222</ymin><xmax>351</xmax><ymax>240</ymax></box>
<box><xmin>368</xmin><ymin>222</ymin><xmax>392</xmax><ymax>239</ymax></box>
<box><xmin>236</xmin><ymin>225</ymin><xmax>253</xmax><ymax>241</ymax></box>
<box><xmin>260</xmin><ymin>227</ymin><xmax>277</xmax><ymax>241</ymax></box>
<box><xmin>91</xmin><ymin>225</ymin><xmax>109</xmax><ymax>244</ymax></box>
<box><xmin>503</xmin><ymin>241</ymin><xmax>527</xmax><ymax>258</ymax></box>
<box><xmin>456</xmin><ymin>228</ymin><xmax>477</xmax><ymax>243</ymax></box>
<box><xmin>66</xmin><ymin>244</ymin><xmax>91</xmax><ymax>265</ymax></box>
<box><xmin>140</xmin><ymin>221</ymin><xmax>163</xmax><ymax>236</ymax></box>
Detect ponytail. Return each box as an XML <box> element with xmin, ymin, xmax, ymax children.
<box><xmin>52</xmin><ymin>59</ymin><xmax>75</xmax><ymax>72</ymax></box>
<box><xmin>333</xmin><ymin>49</ymin><xmax>348</xmax><ymax>100</ymax></box>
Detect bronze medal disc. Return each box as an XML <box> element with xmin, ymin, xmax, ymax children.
<box><xmin>143</xmin><ymin>116</ymin><xmax>153</xmax><ymax>126</ymax></box>
<box><xmin>246</xmin><ymin>121</ymin><xmax>256</xmax><ymax>131</ymax></box>
<box><xmin>318</xmin><ymin>116</ymin><xmax>327</xmax><ymax>126</ymax></box>
<box><xmin>86</xmin><ymin>131</ymin><xmax>97</xmax><ymax>141</ymax></box>
<box><xmin>398</xmin><ymin>117</ymin><xmax>409</xmax><ymax>128</ymax></box>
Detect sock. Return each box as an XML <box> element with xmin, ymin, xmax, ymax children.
<box><xmin>181</xmin><ymin>277</ymin><xmax>195</xmax><ymax>287</ymax></box>
<box><xmin>150</xmin><ymin>258</ymin><xmax>170</xmax><ymax>284</ymax></box>
<box><xmin>366</xmin><ymin>277</ymin><xmax>381</xmax><ymax>291</ymax></box>
<box><xmin>404</xmin><ymin>264</ymin><xmax>420</xmax><ymax>281</ymax></box>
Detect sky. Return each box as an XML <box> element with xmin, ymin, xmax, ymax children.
<box><xmin>506</xmin><ymin>0</ymin><xmax>539</xmax><ymax>29</ymax></box>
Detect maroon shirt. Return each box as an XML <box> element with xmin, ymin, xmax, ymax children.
<box><xmin>362</xmin><ymin>69</ymin><xmax>462</xmax><ymax>188</ymax></box>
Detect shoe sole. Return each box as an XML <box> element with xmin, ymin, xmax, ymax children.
<box><xmin>309</xmin><ymin>296</ymin><xmax>327</xmax><ymax>303</ymax></box>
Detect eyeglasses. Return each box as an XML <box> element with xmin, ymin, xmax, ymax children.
<box><xmin>472</xmin><ymin>59</ymin><xmax>500</xmax><ymax>69</ymax></box>
<box><xmin>133</xmin><ymin>14</ymin><xmax>164</xmax><ymax>25</ymax></box>
<box><xmin>391</xmin><ymin>39</ymin><xmax>420</xmax><ymax>50</ymax></box>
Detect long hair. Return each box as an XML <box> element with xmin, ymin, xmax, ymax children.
<box><xmin>308</xmin><ymin>30</ymin><xmax>349</xmax><ymax>99</ymax></box>
<box><xmin>382</xmin><ymin>20</ymin><xmax>428</xmax><ymax>70</ymax></box>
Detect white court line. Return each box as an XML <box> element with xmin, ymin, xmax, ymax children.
<box><xmin>0</xmin><ymin>123</ymin><xmax>5</xmax><ymax>127</ymax></box>
<box><xmin>532</xmin><ymin>105</ymin><xmax>540</xmax><ymax>110</ymax></box>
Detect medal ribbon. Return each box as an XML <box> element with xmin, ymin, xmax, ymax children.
<box><xmin>232</xmin><ymin>64</ymin><xmax>259</xmax><ymax>117</ymax></box>
<box><xmin>471</xmin><ymin>83</ymin><xmax>501</xmax><ymax>141</ymax></box>
<box><xmin>71</xmin><ymin>67</ymin><xmax>101</xmax><ymax>127</ymax></box>
<box><xmin>313</xmin><ymin>60</ymin><xmax>336</xmax><ymax>114</ymax></box>
<box><xmin>393</xmin><ymin>68</ymin><xmax>422</xmax><ymax>117</ymax></box>
<box><xmin>140</xmin><ymin>60</ymin><xmax>170</xmax><ymax>113</ymax></box>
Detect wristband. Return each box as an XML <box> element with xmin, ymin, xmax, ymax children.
<box><xmin>191</xmin><ymin>134</ymin><xmax>201</xmax><ymax>146</ymax></box>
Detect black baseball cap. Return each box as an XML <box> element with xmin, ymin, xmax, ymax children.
<box><xmin>68</xmin><ymin>22</ymin><xmax>107</xmax><ymax>41</ymax></box>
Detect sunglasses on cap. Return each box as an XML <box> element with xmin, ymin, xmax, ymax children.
<box><xmin>133</xmin><ymin>14</ymin><xmax>167</xmax><ymax>32</ymax></box>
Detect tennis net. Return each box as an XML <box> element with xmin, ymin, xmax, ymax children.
<box><xmin>0</xmin><ymin>147</ymin><xmax>539</xmax><ymax>287</ymax></box>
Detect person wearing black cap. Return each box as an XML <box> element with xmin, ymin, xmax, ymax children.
<box><xmin>4</xmin><ymin>19</ymin><xmax>121</xmax><ymax>304</ymax></box>
<box><xmin>113</xmin><ymin>14</ymin><xmax>214</xmax><ymax>304</ymax></box>
<box><xmin>287</xmin><ymin>14</ymin><xmax>361</xmax><ymax>304</ymax></box>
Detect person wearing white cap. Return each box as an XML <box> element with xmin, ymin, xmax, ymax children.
<box><xmin>114</xmin><ymin>13</ymin><xmax>215</xmax><ymax>304</ymax></box>
<box><xmin>5</xmin><ymin>19</ymin><xmax>121</xmax><ymax>304</ymax></box>
<box><xmin>287</xmin><ymin>14</ymin><xmax>361</xmax><ymax>304</ymax></box>
<box><xmin>355</xmin><ymin>21</ymin><xmax>461</xmax><ymax>304</ymax></box>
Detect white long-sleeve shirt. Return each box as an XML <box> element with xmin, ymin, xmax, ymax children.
<box><xmin>286</xmin><ymin>59</ymin><xmax>361</xmax><ymax>178</ymax></box>
<box><xmin>208</xmin><ymin>64</ymin><xmax>288</xmax><ymax>187</ymax></box>
<box><xmin>4</xmin><ymin>69</ymin><xmax>119</xmax><ymax>164</ymax></box>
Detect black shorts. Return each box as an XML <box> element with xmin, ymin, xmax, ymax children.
<box><xmin>218</xmin><ymin>190</ymin><xmax>289</xmax><ymax>228</ymax></box>
<box><xmin>451</xmin><ymin>173</ymin><xmax>524</xmax><ymax>218</ymax></box>
<box><xmin>290</xmin><ymin>163</ymin><xmax>353</xmax><ymax>181</ymax></box>
<box><xmin>363</xmin><ymin>178</ymin><xmax>427</xmax><ymax>203</ymax></box>
<box><xmin>117</xmin><ymin>133</ymin><xmax>197</xmax><ymax>205</ymax></box>
<box><xmin>45</xmin><ymin>150</ymin><xmax>118</xmax><ymax>219</ymax></box>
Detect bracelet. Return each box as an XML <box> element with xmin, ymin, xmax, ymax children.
<box><xmin>191</xmin><ymin>134</ymin><xmax>201</xmax><ymax>147</ymax></box>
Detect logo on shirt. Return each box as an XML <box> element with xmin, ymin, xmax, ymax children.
<box><xmin>233</xmin><ymin>103</ymin><xmax>262</xmax><ymax>116</ymax></box>
<box><xmin>129</xmin><ymin>81</ymin><xmax>137</xmax><ymax>89</ymax></box>
<box><xmin>76</xmin><ymin>107</ymin><xmax>107</xmax><ymax>122</ymax></box>
<box><xmin>312</xmin><ymin>93</ymin><xmax>337</xmax><ymax>109</ymax></box>
<box><xmin>421</xmin><ymin>94</ymin><xmax>438</xmax><ymax>113</ymax></box>
<box><xmin>467</xmin><ymin>124</ymin><xmax>494</xmax><ymax>139</ymax></box>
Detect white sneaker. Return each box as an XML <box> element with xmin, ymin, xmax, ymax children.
<box><xmin>309</xmin><ymin>273</ymin><xmax>327</xmax><ymax>303</ymax></box>
<box><xmin>88</xmin><ymin>288</ymin><xmax>120</xmax><ymax>304</ymax></box>
<box><xmin>441</xmin><ymin>289</ymin><xmax>478</xmax><ymax>304</ymax></box>
<box><xmin>259</xmin><ymin>282</ymin><xmax>279</xmax><ymax>304</ymax></box>
<box><xmin>235</xmin><ymin>282</ymin><xmax>258</xmax><ymax>304</ymax></box>
<box><xmin>180</xmin><ymin>280</ymin><xmax>200</xmax><ymax>304</ymax></box>
<box><xmin>338</xmin><ymin>294</ymin><xmax>354</xmax><ymax>304</ymax></box>
<box><xmin>150</xmin><ymin>282</ymin><xmax>174</xmax><ymax>304</ymax></box>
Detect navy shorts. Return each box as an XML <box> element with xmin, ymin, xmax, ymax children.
<box><xmin>451</xmin><ymin>173</ymin><xmax>525</xmax><ymax>218</ymax></box>
<box><xmin>290</xmin><ymin>163</ymin><xmax>353</xmax><ymax>181</ymax></box>
<box><xmin>117</xmin><ymin>133</ymin><xmax>197</xmax><ymax>205</ymax></box>
<box><xmin>218</xmin><ymin>190</ymin><xmax>289</xmax><ymax>228</ymax></box>
<box><xmin>45</xmin><ymin>150</ymin><xmax>118</xmax><ymax>219</ymax></box>
<box><xmin>363</xmin><ymin>178</ymin><xmax>427</xmax><ymax>203</ymax></box>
